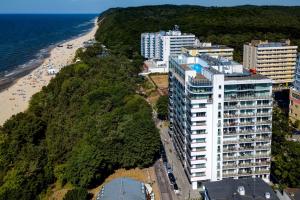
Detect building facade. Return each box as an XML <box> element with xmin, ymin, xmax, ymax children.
<box><xmin>141</xmin><ymin>32</ymin><xmax>163</xmax><ymax>60</ymax></box>
<box><xmin>169</xmin><ymin>53</ymin><xmax>272</xmax><ymax>189</ymax></box>
<box><xmin>182</xmin><ymin>43</ymin><xmax>234</xmax><ymax>60</ymax></box>
<box><xmin>289</xmin><ymin>55</ymin><xmax>300</xmax><ymax>126</ymax></box>
<box><xmin>141</xmin><ymin>27</ymin><xmax>196</xmax><ymax>72</ymax></box>
<box><xmin>243</xmin><ymin>40</ymin><xmax>298</xmax><ymax>88</ymax></box>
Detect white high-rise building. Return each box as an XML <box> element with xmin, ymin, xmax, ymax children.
<box><xmin>169</xmin><ymin>53</ymin><xmax>273</xmax><ymax>189</ymax></box>
<box><xmin>141</xmin><ymin>26</ymin><xmax>196</xmax><ymax>72</ymax></box>
<box><xmin>243</xmin><ymin>40</ymin><xmax>298</xmax><ymax>87</ymax></box>
<box><xmin>141</xmin><ymin>32</ymin><xmax>163</xmax><ymax>60</ymax></box>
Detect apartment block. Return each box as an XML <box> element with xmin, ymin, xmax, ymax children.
<box><xmin>289</xmin><ymin>55</ymin><xmax>300</xmax><ymax>125</ymax></box>
<box><xmin>243</xmin><ymin>40</ymin><xmax>298</xmax><ymax>87</ymax></box>
<box><xmin>182</xmin><ymin>43</ymin><xmax>234</xmax><ymax>60</ymax></box>
<box><xmin>141</xmin><ymin>26</ymin><xmax>196</xmax><ymax>72</ymax></box>
<box><xmin>169</xmin><ymin>53</ymin><xmax>273</xmax><ymax>189</ymax></box>
<box><xmin>141</xmin><ymin>32</ymin><xmax>163</xmax><ymax>60</ymax></box>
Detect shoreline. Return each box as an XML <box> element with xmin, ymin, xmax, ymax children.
<box><xmin>0</xmin><ymin>18</ymin><xmax>99</xmax><ymax>125</ymax></box>
<box><xmin>0</xmin><ymin>18</ymin><xmax>96</xmax><ymax>92</ymax></box>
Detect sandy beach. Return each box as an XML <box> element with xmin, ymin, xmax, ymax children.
<box><xmin>0</xmin><ymin>19</ymin><xmax>99</xmax><ymax>125</ymax></box>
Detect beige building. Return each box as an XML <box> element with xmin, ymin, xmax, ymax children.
<box><xmin>243</xmin><ymin>40</ymin><xmax>298</xmax><ymax>88</ymax></box>
<box><xmin>289</xmin><ymin>55</ymin><xmax>300</xmax><ymax>126</ymax></box>
<box><xmin>182</xmin><ymin>43</ymin><xmax>234</xmax><ymax>60</ymax></box>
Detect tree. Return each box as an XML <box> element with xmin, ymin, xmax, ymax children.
<box><xmin>156</xmin><ymin>95</ymin><xmax>168</xmax><ymax>120</ymax></box>
<box><xmin>63</xmin><ymin>188</ymin><xmax>89</xmax><ymax>200</ymax></box>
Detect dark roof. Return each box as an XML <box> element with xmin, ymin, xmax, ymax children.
<box><xmin>98</xmin><ymin>178</ymin><xmax>146</xmax><ymax>200</ymax></box>
<box><xmin>204</xmin><ymin>178</ymin><xmax>279</xmax><ymax>200</ymax></box>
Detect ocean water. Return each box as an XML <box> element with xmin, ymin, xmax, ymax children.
<box><xmin>0</xmin><ymin>14</ymin><xmax>97</xmax><ymax>85</ymax></box>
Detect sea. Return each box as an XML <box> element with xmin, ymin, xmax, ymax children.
<box><xmin>0</xmin><ymin>14</ymin><xmax>97</xmax><ymax>89</ymax></box>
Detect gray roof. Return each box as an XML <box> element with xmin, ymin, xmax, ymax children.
<box><xmin>204</xmin><ymin>178</ymin><xmax>279</xmax><ymax>200</ymax></box>
<box><xmin>98</xmin><ymin>178</ymin><xmax>146</xmax><ymax>200</ymax></box>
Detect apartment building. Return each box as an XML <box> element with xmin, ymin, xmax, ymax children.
<box><xmin>169</xmin><ymin>53</ymin><xmax>272</xmax><ymax>189</ymax></box>
<box><xmin>141</xmin><ymin>26</ymin><xmax>196</xmax><ymax>72</ymax></box>
<box><xmin>243</xmin><ymin>40</ymin><xmax>298</xmax><ymax>87</ymax></box>
<box><xmin>289</xmin><ymin>55</ymin><xmax>300</xmax><ymax>126</ymax></box>
<box><xmin>141</xmin><ymin>32</ymin><xmax>163</xmax><ymax>60</ymax></box>
<box><xmin>182</xmin><ymin>43</ymin><xmax>234</xmax><ymax>60</ymax></box>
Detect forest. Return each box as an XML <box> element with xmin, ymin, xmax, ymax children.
<box><xmin>0</xmin><ymin>44</ymin><xmax>160</xmax><ymax>199</ymax></box>
<box><xmin>96</xmin><ymin>5</ymin><xmax>300</xmax><ymax>61</ymax></box>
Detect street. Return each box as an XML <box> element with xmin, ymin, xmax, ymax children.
<box><xmin>157</xmin><ymin>121</ymin><xmax>202</xmax><ymax>200</ymax></box>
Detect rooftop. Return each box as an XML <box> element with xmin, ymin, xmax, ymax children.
<box><xmin>204</xmin><ymin>178</ymin><xmax>279</xmax><ymax>200</ymax></box>
<box><xmin>184</xmin><ymin>45</ymin><xmax>233</xmax><ymax>50</ymax></box>
<box><xmin>248</xmin><ymin>39</ymin><xmax>296</xmax><ymax>48</ymax></box>
<box><xmin>98</xmin><ymin>178</ymin><xmax>146</xmax><ymax>200</ymax></box>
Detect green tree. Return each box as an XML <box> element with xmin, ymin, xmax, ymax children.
<box><xmin>156</xmin><ymin>95</ymin><xmax>168</xmax><ymax>120</ymax></box>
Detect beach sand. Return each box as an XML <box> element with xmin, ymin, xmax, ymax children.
<box><xmin>0</xmin><ymin>19</ymin><xmax>99</xmax><ymax>125</ymax></box>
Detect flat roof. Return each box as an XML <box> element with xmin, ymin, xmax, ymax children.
<box><xmin>204</xmin><ymin>178</ymin><xmax>279</xmax><ymax>200</ymax></box>
<box><xmin>99</xmin><ymin>178</ymin><xmax>146</xmax><ymax>200</ymax></box>
<box><xmin>184</xmin><ymin>45</ymin><xmax>233</xmax><ymax>50</ymax></box>
<box><xmin>224</xmin><ymin>71</ymin><xmax>270</xmax><ymax>81</ymax></box>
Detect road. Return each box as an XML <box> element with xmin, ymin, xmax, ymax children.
<box><xmin>157</xmin><ymin>121</ymin><xmax>202</xmax><ymax>200</ymax></box>
<box><xmin>154</xmin><ymin>160</ymin><xmax>177</xmax><ymax>200</ymax></box>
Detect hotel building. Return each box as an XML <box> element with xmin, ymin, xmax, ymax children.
<box><xmin>243</xmin><ymin>40</ymin><xmax>298</xmax><ymax>88</ymax></box>
<box><xmin>182</xmin><ymin>43</ymin><xmax>234</xmax><ymax>60</ymax></box>
<box><xmin>289</xmin><ymin>55</ymin><xmax>300</xmax><ymax>126</ymax></box>
<box><xmin>169</xmin><ymin>53</ymin><xmax>273</xmax><ymax>189</ymax></box>
<box><xmin>141</xmin><ymin>26</ymin><xmax>196</xmax><ymax>72</ymax></box>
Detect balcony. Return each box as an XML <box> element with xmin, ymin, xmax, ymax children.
<box><xmin>224</xmin><ymin>95</ymin><xmax>271</xmax><ymax>101</ymax></box>
<box><xmin>256</xmin><ymin>120</ymin><xmax>272</xmax><ymax>125</ymax></box>
<box><xmin>256</xmin><ymin>153</ymin><xmax>271</xmax><ymax>158</ymax></box>
<box><xmin>224</xmin><ymin>140</ymin><xmax>238</xmax><ymax>144</ymax></box>
<box><xmin>254</xmin><ymin>170</ymin><xmax>269</xmax><ymax>175</ymax></box>
<box><xmin>223</xmin><ymin>122</ymin><xmax>239</xmax><ymax>127</ymax></box>
<box><xmin>223</xmin><ymin>131</ymin><xmax>238</xmax><ymax>136</ymax></box>
<box><xmin>223</xmin><ymin>156</ymin><xmax>237</xmax><ymax>161</ymax></box>
<box><xmin>223</xmin><ymin>148</ymin><xmax>238</xmax><ymax>153</ymax></box>
<box><xmin>238</xmin><ymin>154</ymin><xmax>255</xmax><ymax>159</ymax></box>
<box><xmin>239</xmin><ymin>138</ymin><xmax>255</xmax><ymax>143</ymax></box>
<box><xmin>255</xmin><ymin>145</ymin><xmax>271</xmax><ymax>150</ymax></box>
<box><xmin>223</xmin><ymin>164</ymin><xmax>237</xmax><ymax>169</ymax></box>
<box><xmin>223</xmin><ymin>173</ymin><xmax>237</xmax><ymax>178</ymax></box>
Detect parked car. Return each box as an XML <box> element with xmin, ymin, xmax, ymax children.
<box><xmin>168</xmin><ymin>173</ymin><xmax>176</xmax><ymax>184</ymax></box>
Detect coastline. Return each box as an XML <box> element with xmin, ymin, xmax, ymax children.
<box><xmin>0</xmin><ymin>18</ymin><xmax>99</xmax><ymax>125</ymax></box>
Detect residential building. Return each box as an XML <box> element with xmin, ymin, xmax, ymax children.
<box><xmin>169</xmin><ymin>53</ymin><xmax>272</xmax><ymax>189</ymax></box>
<box><xmin>203</xmin><ymin>178</ymin><xmax>279</xmax><ymax>200</ymax></box>
<box><xmin>141</xmin><ymin>26</ymin><xmax>196</xmax><ymax>72</ymax></box>
<box><xmin>182</xmin><ymin>43</ymin><xmax>234</xmax><ymax>60</ymax></box>
<box><xmin>141</xmin><ymin>32</ymin><xmax>163</xmax><ymax>60</ymax></box>
<box><xmin>243</xmin><ymin>40</ymin><xmax>298</xmax><ymax>88</ymax></box>
<box><xmin>160</xmin><ymin>27</ymin><xmax>196</xmax><ymax>63</ymax></box>
<box><xmin>289</xmin><ymin>55</ymin><xmax>300</xmax><ymax>126</ymax></box>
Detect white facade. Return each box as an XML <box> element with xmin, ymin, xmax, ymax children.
<box><xmin>243</xmin><ymin>40</ymin><xmax>298</xmax><ymax>86</ymax></box>
<box><xmin>141</xmin><ymin>32</ymin><xmax>163</xmax><ymax>60</ymax></box>
<box><xmin>169</xmin><ymin>54</ymin><xmax>273</xmax><ymax>190</ymax></box>
<box><xmin>141</xmin><ymin>27</ymin><xmax>196</xmax><ymax>72</ymax></box>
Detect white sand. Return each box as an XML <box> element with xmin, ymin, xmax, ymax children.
<box><xmin>0</xmin><ymin>19</ymin><xmax>99</xmax><ymax>125</ymax></box>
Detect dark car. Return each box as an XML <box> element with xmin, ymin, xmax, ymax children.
<box><xmin>168</xmin><ymin>173</ymin><xmax>176</xmax><ymax>184</ymax></box>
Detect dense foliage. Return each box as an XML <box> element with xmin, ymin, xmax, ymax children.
<box><xmin>271</xmin><ymin>108</ymin><xmax>300</xmax><ymax>188</ymax></box>
<box><xmin>96</xmin><ymin>5</ymin><xmax>300</xmax><ymax>62</ymax></box>
<box><xmin>0</xmin><ymin>43</ymin><xmax>160</xmax><ymax>198</ymax></box>
<box><xmin>156</xmin><ymin>95</ymin><xmax>168</xmax><ymax>120</ymax></box>
<box><xmin>63</xmin><ymin>188</ymin><xmax>89</xmax><ymax>200</ymax></box>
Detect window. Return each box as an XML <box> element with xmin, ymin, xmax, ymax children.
<box><xmin>218</xmin><ymin>103</ymin><xmax>222</xmax><ymax>109</ymax></box>
<box><xmin>219</xmin><ymin>85</ymin><xmax>222</xmax><ymax>89</ymax></box>
<box><xmin>218</xmin><ymin>112</ymin><xmax>221</xmax><ymax>118</ymax></box>
<box><xmin>196</xmin><ymin>112</ymin><xmax>206</xmax><ymax>117</ymax></box>
<box><xmin>219</xmin><ymin>94</ymin><xmax>222</xmax><ymax>98</ymax></box>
